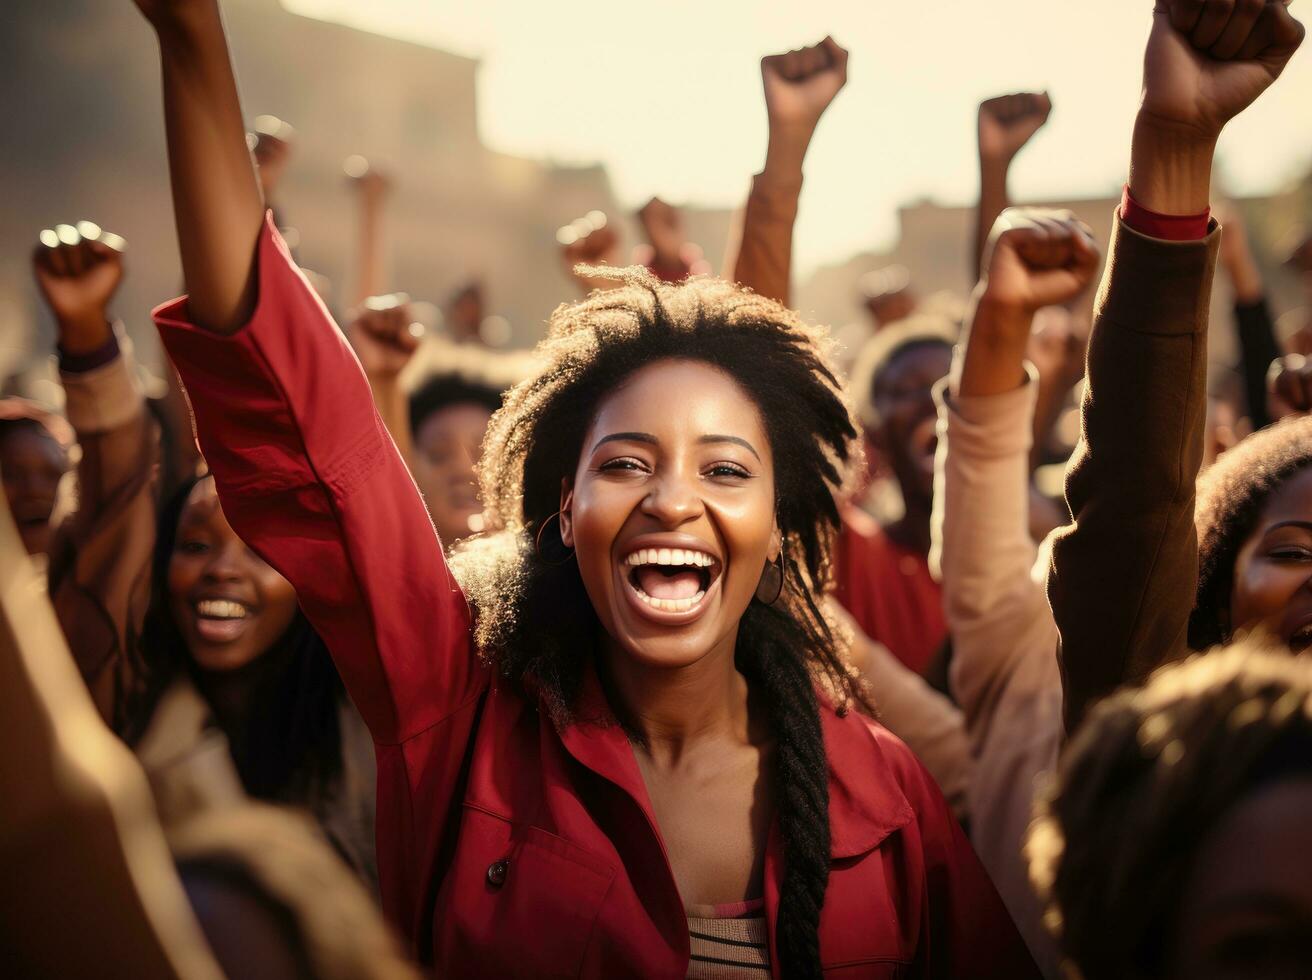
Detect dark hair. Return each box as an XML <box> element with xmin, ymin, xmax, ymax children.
<box><xmin>1028</xmin><ymin>639</ymin><xmax>1312</xmax><ymax>980</ymax></box>
<box><xmin>127</xmin><ymin>473</ymin><xmax>345</xmax><ymax>803</ymax></box>
<box><xmin>1190</xmin><ymin>415</ymin><xmax>1312</xmax><ymax>649</ymax></box>
<box><xmin>408</xmin><ymin>373</ymin><xmax>504</xmax><ymax>437</ymax></box>
<box><xmin>847</xmin><ymin>315</ymin><xmax>957</xmax><ymax>430</ymax></box>
<box><xmin>450</xmin><ymin>268</ymin><xmax>868</xmax><ymax>978</ymax></box>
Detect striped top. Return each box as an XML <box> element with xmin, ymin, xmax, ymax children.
<box><xmin>686</xmin><ymin>898</ymin><xmax>770</xmax><ymax>978</ymax></box>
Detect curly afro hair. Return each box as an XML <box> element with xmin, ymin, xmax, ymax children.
<box><xmin>1028</xmin><ymin>637</ymin><xmax>1312</xmax><ymax>980</ymax></box>
<box><xmin>1190</xmin><ymin>415</ymin><xmax>1312</xmax><ymax>649</ymax></box>
<box><xmin>449</xmin><ymin>266</ymin><xmax>868</xmax><ymax>980</ymax></box>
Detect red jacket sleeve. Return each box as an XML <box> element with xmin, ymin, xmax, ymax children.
<box><xmin>153</xmin><ymin>214</ymin><xmax>485</xmax><ymax>745</ymax></box>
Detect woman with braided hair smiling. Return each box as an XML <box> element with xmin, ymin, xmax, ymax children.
<box><xmin>127</xmin><ymin>1</ymin><xmax>1033</xmax><ymax>976</ymax></box>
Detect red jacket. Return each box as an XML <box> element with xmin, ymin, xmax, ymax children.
<box><xmin>155</xmin><ymin>217</ymin><xmax>1038</xmax><ymax>979</ymax></box>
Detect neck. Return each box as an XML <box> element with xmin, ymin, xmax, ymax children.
<box><xmin>600</xmin><ymin>632</ymin><xmax>753</xmax><ymax>768</ymax></box>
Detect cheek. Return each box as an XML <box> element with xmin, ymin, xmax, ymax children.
<box><xmin>255</xmin><ymin>566</ymin><xmax>300</xmax><ymax>631</ymax></box>
<box><xmin>1230</xmin><ymin>554</ymin><xmax>1305</xmax><ymax>630</ymax></box>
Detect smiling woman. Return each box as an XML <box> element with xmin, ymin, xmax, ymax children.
<box><xmin>132</xmin><ymin>1</ymin><xmax>1036</xmax><ymax>976</ymax></box>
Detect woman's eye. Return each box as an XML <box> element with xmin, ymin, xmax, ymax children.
<box><xmin>598</xmin><ymin>457</ymin><xmax>646</xmax><ymax>473</ymax></box>
<box><xmin>177</xmin><ymin>539</ymin><xmax>209</xmax><ymax>556</ymax></box>
<box><xmin>1269</xmin><ymin>546</ymin><xmax>1312</xmax><ymax>561</ymax></box>
<box><xmin>707</xmin><ymin>463</ymin><xmax>751</xmax><ymax>479</ymax></box>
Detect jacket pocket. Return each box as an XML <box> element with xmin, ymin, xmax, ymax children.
<box><xmin>434</xmin><ymin>805</ymin><xmax>615</xmax><ymax>979</ymax></box>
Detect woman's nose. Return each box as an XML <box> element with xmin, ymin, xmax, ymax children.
<box><xmin>640</xmin><ymin>471</ymin><xmax>703</xmax><ymax>525</ymax></box>
<box><xmin>202</xmin><ymin>541</ymin><xmax>246</xmax><ymax>582</ymax></box>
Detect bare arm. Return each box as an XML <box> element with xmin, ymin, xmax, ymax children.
<box><xmin>345</xmin><ymin>158</ymin><xmax>391</xmax><ymax>310</ymax></box>
<box><xmin>730</xmin><ymin>37</ymin><xmax>848</xmax><ymax>305</ymax></box>
<box><xmin>974</xmin><ymin>93</ymin><xmax>1051</xmax><ymax>282</ymax></box>
<box><xmin>139</xmin><ymin>0</ymin><xmax>264</xmax><ymax>334</ymax></box>
<box><xmin>346</xmin><ymin>296</ymin><xmax>422</xmax><ymax>473</ymax></box>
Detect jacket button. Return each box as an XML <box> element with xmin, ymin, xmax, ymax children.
<box><xmin>486</xmin><ymin>858</ymin><xmax>509</xmax><ymax>888</ymax></box>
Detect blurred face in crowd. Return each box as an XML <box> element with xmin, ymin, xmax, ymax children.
<box><xmin>414</xmin><ymin>402</ymin><xmax>494</xmax><ymax>548</ymax></box>
<box><xmin>561</xmin><ymin>359</ymin><xmax>778</xmax><ymax>671</ymax></box>
<box><xmin>0</xmin><ymin>423</ymin><xmax>68</xmax><ymax>556</ymax></box>
<box><xmin>1229</xmin><ymin>466</ymin><xmax>1312</xmax><ymax>652</ymax></box>
<box><xmin>167</xmin><ymin>477</ymin><xmax>299</xmax><ymax>672</ymax></box>
<box><xmin>1168</xmin><ymin>776</ymin><xmax>1312</xmax><ymax>980</ymax></box>
<box><xmin>871</xmin><ymin>342</ymin><xmax>953</xmax><ymax>510</ymax></box>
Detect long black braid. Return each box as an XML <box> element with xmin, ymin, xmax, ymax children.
<box><xmin>450</xmin><ymin>268</ymin><xmax>870</xmax><ymax>977</ymax></box>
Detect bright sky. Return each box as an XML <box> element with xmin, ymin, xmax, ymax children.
<box><xmin>286</xmin><ymin>0</ymin><xmax>1312</xmax><ymax>274</ymax></box>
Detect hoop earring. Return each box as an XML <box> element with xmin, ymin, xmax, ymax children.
<box><xmin>534</xmin><ymin>511</ymin><xmax>576</xmax><ymax>566</ymax></box>
<box><xmin>755</xmin><ymin>542</ymin><xmax>787</xmax><ymax>606</ymax></box>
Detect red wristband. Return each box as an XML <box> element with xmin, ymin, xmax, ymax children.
<box><xmin>1119</xmin><ymin>186</ymin><xmax>1210</xmax><ymax>241</ymax></box>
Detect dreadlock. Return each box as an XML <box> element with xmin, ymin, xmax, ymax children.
<box><xmin>449</xmin><ymin>267</ymin><xmax>869</xmax><ymax>978</ymax></box>
<box><xmin>1190</xmin><ymin>415</ymin><xmax>1312</xmax><ymax>649</ymax></box>
<box><xmin>1027</xmin><ymin>638</ymin><xmax>1312</xmax><ymax>980</ymax></box>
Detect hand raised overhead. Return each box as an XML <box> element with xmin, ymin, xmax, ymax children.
<box><xmin>982</xmin><ymin>209</ymin><xmax>1102</xmax><ymax>315</ymax></box>
<box><xmin>1142</xmin><ymin>0</ymin><xmax>1305</xmax><ymax>139</ymax></box>
<box><xmin>348</xmin><ymin>295</ymin><xmax>423</xmax><ymax>380</ymax></box>
<box><xmin>978</xmin><ymin>92</ymin><xmax>1052</xmax><ymax>163</ymax></box>
<box><xmin>1268</xmin><ymin>353</ymin><xmax>1312</xmax><ymax>419</ymax></box>
<box><xmin>761</xmin><ymin>36</ymin><xmax>849</xmax><ymax>132</ymax></box>
<box><xmin>32</xmin><ymin>221</ymin><xmax>126</xmax><ymax>354</ymax></box>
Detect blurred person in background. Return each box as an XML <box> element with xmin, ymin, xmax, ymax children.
<box><xmin>32</xmin><ymin>222</ymin><xmax>379</xmax><ymax>895</ymax></box>
<box><xmin>1028</xmin><ymin>642</ymin><xmax>1312</xmax><ymax>980</ymax></box>
<box><xmin>859</xmin><ymin>264</ymin><xmax>916</xmax><ymax>330</ymax></box>
<box><xmin>0</xmin><ymin>400</ymin><xmax>71</xmax><ymax>560</ymax></box>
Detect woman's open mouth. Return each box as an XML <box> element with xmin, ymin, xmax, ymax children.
<box><xmin>190</xmin><ymin>597</ymin><xmax>255</xmax><ymax>644</ymax></box>
<box><xmin>620</xmin><ymin>545</ymin><xmax>722</xmax><ymax>623</ymax></box>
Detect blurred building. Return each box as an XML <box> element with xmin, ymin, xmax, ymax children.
<box><xmin>0</xmin><ymin>0</ymin><xmax>733</xmax><ymax>383</ymax></box>
<box><xmin>796</xmin><ymin>180</ymin><xmax>1312</xmax><ymax>370</ymax></box>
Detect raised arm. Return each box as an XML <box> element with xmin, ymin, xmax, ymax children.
<box><xmin>730</xmin><ymin>37</ymin><xmax>847</xmax><ymax>305</ymax></box>
<box><xmin>1217</xmin><ymin>200</ymin><xmax>1281</xmax><ymax>429</ymax></box>
<box><xmin>974</xmin><ymin>93</ymin><xmax>1051</xmax><ymax>282</ymax></box>
<box><xmin>346</xmin><ymin>294</ymin><xmax>422</xmax><ymax>474</ymax></box>
<box><xmin>135</xmin><ymin>0</ymin><xmax>264</xmax><ymax>333</ymax></box>
<box><xmin>941</xmin><ymin>210</ymin><xmax>1098</xmax><ymax>718</ymax></box>
<box><xmin>1048</xmin><ymin>0</ymin><xmax>1304</xmax><ymax>731</ymax></box>
<box><xmin>345</xmin><ymin>157</ymin><xmax>392</xmax><ymax>310</ymax></box>
<box><xmin>34</xmin><ymin>223</ymin><xmax>157</xmax><ymax>729</ymax></box>
<box><xmin>134</xmin><ymin>0</ymin><xmax>481</xmax><ymax>749</ymax></box>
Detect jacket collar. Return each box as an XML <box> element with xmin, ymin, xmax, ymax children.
<box><xmin>556</xmin><ymin>662</ymin><xmax>914</xmax><ymax>861</ymax></box>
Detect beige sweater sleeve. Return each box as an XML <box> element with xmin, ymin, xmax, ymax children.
<box><xmin>931</xmin><ymin>368</ymin><xmax>1064</xmax><ymax>979</ymax></box>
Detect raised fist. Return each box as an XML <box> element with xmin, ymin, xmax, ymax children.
<box><xmin>978</xmin><ymin>92</ymin><xmax>1052</xmax><ymax>163</ymax></box>
<box><xmin>1268</xmin><ymin>353</ymin><xmax>1312</xmax><ymax>419</ymax></box>
<box><xmin>1142</xmin><ymin>0</ymin><xmax>1305</xmax><ymax>140</ymax></box>
<box><xmin>249</xmin><ymin>115</ymin><xmax>294</xmax><ymax>200</ymax></box>
<box><xmin>32</xmin><ymin>221</ymin><xmax>126</xmax><ymax>354</ymax></box>
<box><xmin>982</xmin><ymin>209</ymin><xmax>1101</xmax><ymax>314</ymax></box>
<box><xmin>347</xmin><ymin>294</ymin><xmax>423</xmax><ymax>379</ymax></box>
<box><xmin>761</xmin><ymin>36</ymin><xmax>849</xmax><ymax>132</ymax></box>
<box><xmin>558</xmin><ymin>212</ymin><xmax>620</xmax><ymax>294</ymax></box>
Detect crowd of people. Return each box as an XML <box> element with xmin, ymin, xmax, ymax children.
<box><xmin>3</xmin><ymin>1</ymin><xmax>1312</xmax><ymax>977</ymax></box>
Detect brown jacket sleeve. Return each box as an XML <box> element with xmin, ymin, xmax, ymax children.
<box><xmin>47</xmin><ymin>347</ymin><xmax>158</xmax><ymax>731</ymax></box>
<box><xmin>729</xmin><ymin>171</ymin><xmax>803</xmax><ymax>306</ymax></box>
<box><xmin>1046</xmin><ymin>215</ymin><xmax>1219</xmax><ymax>732</ymax></box>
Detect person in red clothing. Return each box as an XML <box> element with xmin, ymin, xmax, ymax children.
<box><xmin>842</xmin><ymin>319</ymin><xmax>956</xmax><ymax>674</ymax></box>
<box><xmin>129</xmin><ymin>3</ymin><xmax>1035</xmax><ymax>976</ymax></box>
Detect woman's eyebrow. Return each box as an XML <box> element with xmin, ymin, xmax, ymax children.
<box><xmin>591</xmin><ymin>431</ymin><xmax>657</xmax><ymax>453</ymax></box>
<box><xmin>1267</xmin><ymin>520</ymin><xmax>1312</xmax><ymax>534</ymax></box>
<box><xmin>699</xmin><ymin>434</ymin><xmax>761</xmax><ymax>462</ymax></box>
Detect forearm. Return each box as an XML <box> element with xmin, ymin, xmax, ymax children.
<box><xmin>154</xmin><ymin>4</ymin><xmax>265</xmax><ymax>334</ymax></box>
<box><xmin>368</xmin><ymin>373</ymin><xmax>415</xmax><ymax>475</ymax></box>
<box><xmin>1047</xmin><ymin>217</ymin><xmax>1218</xmax><ymax>731</ymax></box>
<box><xmin>730</xmin><ymin>123</ymin><xmax>812</xmax><ymax>306</ymax></box>
<box><xmin>1127</xmin><ymin>112</ymin><xmax>1214</xmax><ymax>216</ymax></box>
<box><xmin>351</xmin><ymin>201</ymin><xmax>386</xmax><ymax>310</ymax></box>
<box><xmin>975</xmin><ymin>157</ymin><xmax>1010</xmax><ymax>282</ymax></box>
<box><xmin>955</xmin><ymin>292</ymin><xmax>1031</xmax><ymax>399</ymax></box>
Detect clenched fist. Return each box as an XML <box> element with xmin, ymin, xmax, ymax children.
<box><xmin>348</xmin><ymin>294</ymin><xmax>423</xmax><ymax>379</ymax></box>
<box><xmin>32</xmin><ymin>221</ymin><xmax>126</xmax><ymax>355</ymax></box>
<box><xmin>978</xmin><ymin>92</ymin><xmax>1052</xmax><ymax>163</ymax></box>
<box><xmin>982</xmin><ymin>209</ymin><xmax>1101</xmax><ymax>315</ymax></box>
<box><xmin>1142</xmin><ymin>0</ymin><xmax>1305</xmax><ymax>140</ymax></box>
<box><xmin>558</xmin><ymin>211</ymin><xmax>620</xmax><ymax>294</ymax></box>
<box><xmin>1268</xmin><ymin>353</ymin><xmax>1312</xmax><ymax>419</ymax></box>
<box><xmin>761</xmin><ymin>36</ymin><xmax>849</xmax><ymax>133</ymax></box>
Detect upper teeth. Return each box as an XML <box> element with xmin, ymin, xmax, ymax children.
<box><xmin>624</xmin><ymin>548</ymin><xmax>714</xmax><ymax>568</ymax></box>
<box><xmin>196</xmin><ymin>599</ymin><xmax>248</xmax><ymax>620</ymax></box>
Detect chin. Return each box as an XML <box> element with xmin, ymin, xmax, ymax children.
<box><xmin>190</xmin><ymin>643</ymin><xmax>264</xmax><ymax>673</ymax></box>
